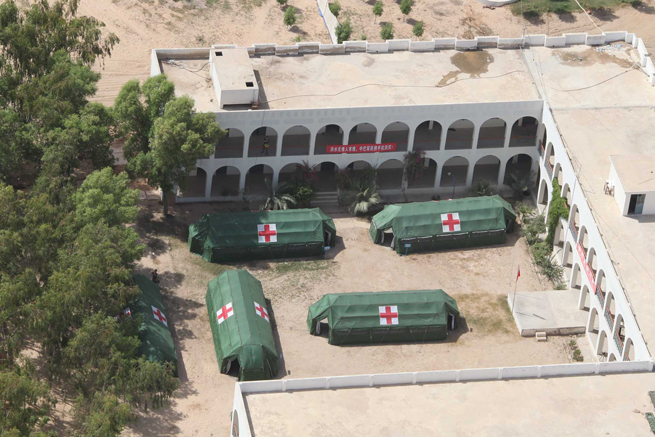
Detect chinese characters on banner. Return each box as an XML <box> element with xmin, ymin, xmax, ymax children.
<box><xmin>577</xmin><ymin>242</ymin><xmax>596</xmax><ymax>292</ymax></box>
<box><xmin>326</xmin><ymin>143</ymin><xmax>397</xmax><ymax>154</ymax></box>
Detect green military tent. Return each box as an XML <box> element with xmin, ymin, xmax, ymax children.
<box><xmin>206</xmin><ymin>270</ymin><xmax>279</xmax><ymax>381</ymax></box>
<box><xmin>307</xmin><ymin>290</ymin><xmax>459</xmax><ymax>345</ymax></box>
<box><xmin>189</xmin><ymin>208</ymin><xmax>336</xmax><ymax>263</ymax></box>
<box><xmin>132</xmin><ymin>275</ymin><xmax>178</xmax><ymax>375</ymax></box>
<box><xmin>369</xmin><ymin>195</ymin><xmax>516</xmax><ymax>255</ymax></box>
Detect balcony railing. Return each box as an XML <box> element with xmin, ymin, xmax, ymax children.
<box><xmin>569</xmin><ymin>220</ymin><xmax>578</xmax><ymax>242</ymax></box>
<box><xmin>623</xmin><ymin>351</ymin><xmax>630</xmax><ymax>361</ymax></box>
<box><xmin>538</xmin><ymin>140</ymin><xmax>545</xmax><ymax>156</ymax></box>
<box><xmin>614</xmin><ymin>330</ymin><xmax>624</xmax><ymax>355</ymax></box>
<box><xmin>544</xmin><ymin>159</ymin><xmax>553</xmax><ymax>179</ymax></box>
<box><xmin>604</xmin><ymin>308</ymin><xmax>614</xmax><ymax>330</ymax></box>
<box><xmin>596</xmin><ymin>286</ymin><xmax>605</xmax><ymax>308</ymax></box>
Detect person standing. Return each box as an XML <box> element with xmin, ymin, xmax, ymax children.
<box><xmin>261</xmin><ymin>135</ymin><xmax>270</xmax><ymax>156</ymax></box>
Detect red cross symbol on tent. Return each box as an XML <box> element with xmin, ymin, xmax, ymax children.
<box><xmin>441</xmin><ymin>212</ymin><xmax>461</xmax><ymax>233</ymax></box>
<box><xmin>254</xmin><ymin>302</ymin><xmax>270</xmax><ymax>322</ymax></box>
<box><xmin>151</xmin><ymin>305</ymin><xmax>168</xmax><ymax>327</ymax></box>
<box><xmin>258</xmin><ymin>224</ymin><xmax>277</xmax><ymax>243</ymax></box>
<box><xmin>379</xmin><ymin>306</ymin><xmax>399</xmax><ymax>325</ymax></box>
<box><xmin>216</xmin><ymin>303</ymin><xmax>234</xmax><ymax>325</ymax></box>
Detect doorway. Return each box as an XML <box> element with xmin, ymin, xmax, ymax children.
<box><xmin>628</xmin><ymin>193</ymin><xmax>646</xmax><ymax>215</ymax></box>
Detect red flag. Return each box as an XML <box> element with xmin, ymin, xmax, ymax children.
<box><xmin>516</xmin><ymin>266</ymin><xmax>521</xmax><ymax>282</ymax></box>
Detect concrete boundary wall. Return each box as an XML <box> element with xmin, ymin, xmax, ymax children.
<box><xmin>230</xmin><ymin>361</ymin><xmax>654</xmax><ymax>437</ymax></box>
<box><xmin>153</xmin><ymin>30</ymin><xmax>654</xmax><ymax>86</ymax></box>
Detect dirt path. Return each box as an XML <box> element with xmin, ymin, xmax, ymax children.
<box><xmin>124</xmin><ymin>201</ymin><xmax>572</xmax><ymax>437</ymax></box>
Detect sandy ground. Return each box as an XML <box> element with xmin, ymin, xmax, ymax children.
<box><xmin>79</xmin><ymin>0</ymin><xmax>655</xmax><ymax>107</ymax></box>
<box><xmin>122</xmin><ymin>200</ymin><xmax>578</xmax><ymax>436</ymax></box>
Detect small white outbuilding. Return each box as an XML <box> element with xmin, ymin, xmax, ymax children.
<box><xmin>608</xmin><ymin>155</ymin><xmax>655</xmax><ymax>216</ymax></box>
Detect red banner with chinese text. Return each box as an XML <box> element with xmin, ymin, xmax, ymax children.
<box><xmin>577</xmin><ymin>242</ymin><xmax>596</xmax><ymax>291</ymax></box>
<box><xmin>326</xmin><ymin>143</ymin><xmax>397</xmax><ymax>154</ymax></box>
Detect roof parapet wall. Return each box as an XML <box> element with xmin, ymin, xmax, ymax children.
<box><xmin>151</xmin><ymin>31</ymin><xmax>654</xmax><ymax>86</ymax></box>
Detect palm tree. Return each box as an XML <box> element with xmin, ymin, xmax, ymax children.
<box><xmin>261</xmin><ymin>179</ymin><xmax>296</xmax><ymax>211</ymax></box>
<box><xmin>349</xmin><ymin>187</ymin><xmax>381</xmax><ymax>215</ymax></box>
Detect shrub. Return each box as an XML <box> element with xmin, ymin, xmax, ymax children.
<box><xmin>546</xmin><ymin>179</ymin><xmax>569</xmax><ymax>249</ymax></box>
<box><xmin>372</xmin><ymin>1</ymin><xmax>383</xmax><ymax>22</ymax></box>
<box><xmin>521</xmin><ymin>213</ymin><xmax>546</xmax><ymax>246</ymax></box>
<box><xmin>399</xmin><ymin>0</ymin><xmax>413</xmax><ymax>17</ymax></box>
<box><xmin>283</xmin><ymin>7</ymin><xmax>297</xmax><ymax>28</ymax></box>
<box><xmin>469</xmin><ymin>179</ymin><xmax>494</xmax><ymax>197</ymax></box>
<box><xmin>380</xmin><ymin>22</ymin><xmax>393</xmax><ymax>40</ymax></box>
<box><xmin>335</xmin><ymin>18</ymin><xmax>352</xmax><ymax>44</ymax></box>
<box><xmin>360</xmin><ymin>34</ymin><xmax>367</xmax><ymax>40</ymax></box>
<box><xmin>291</xmin><ymin>185</ymin><xmax>314</xmax><ymax>208</ymax></box>
<box><xmin>329</xmin><ymin>1</ymin><xmax>341</xmax><ymax>16</ymax></box>
<box><xmin>349</xmin><ymin>187</ymin><xmax>382</xmax><ymax>216</ymax></box>
<box><xmin>276</xmin><ymin>0</ymin><xmax>287</xmax><ymax>5</ymax></box>
<box><xmin>506</xmin><ymin>171</ymin><xmax>536</xmax><ymax>198</ymax></box>
<box><xmin>514</xmin><ymin>201</ymin><xmax>534</xmax><ymax>223</ymax></box>
<box><xmin>412</xmin><ymin>20</ymin><xmax>424</xmax><ymax>37</ymax></box>
<box><xmin>573</xmin><ymin>349</ymin><xmax>583</xmax><ymax>362</ymax></box>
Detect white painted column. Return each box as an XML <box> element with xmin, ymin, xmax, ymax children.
<box><xmin>309</xmin><ymin>130</ymin><xmax>317</xmax><ymax>156</ymax></box>
<box><xmin>239</xmin><ymin>170</ymin><xmax>247</xmax><ymax>192</ymax></box>
<box><xmin>375</xmin><ymin>128</ymin><xmax>382</xmax><ymax>144</ymax></box>
<box><xmin>440</xmin><ymin>125</ymin><xmax>449</xmax><ymax>150</ymax></box>
<box><xmin>242</xmin><ymin>131</ymin><xmax>250</xmax><ymax>159</ymax></box>
<box><xmin>204</xmin><ymin>170</ymin><xmax>213</xmax><ymax>199</ymax></box>
<box><xmin>272</xmin><ymin>169</ymin><xmax>280</xmax><ymax>188</ymax></box>
<box><xmin>275</xmin><ymin>135</ymin><xmax>283</xmax><ymax>157</ymax></box>
<box><xmin>406</xmin><ymin>129</ymin><xmax>415</xmax><ymax>152</ymax></box>
<box><xmin>497</xmin><ymin>159</ymin><xmax>507</xmax><ymax>186</ymax></box>
<box><xmin>471</xmin><ymin>124</ymin><xmax>480</xmax><ymax>150</ymax></box>
<box><xmin>503</xmin><ymin>123</ymin><xmax>512</xmax><ymax>148</ymax></box>
<box><xmin>465</xmin><ymin>164</ymin><xmax>475</xmax><ymax>187</ymax></box>
<box><xmin>434</xmin><ymin>163</ymin><xmax>443</xmax><ymax>189</ymax></box>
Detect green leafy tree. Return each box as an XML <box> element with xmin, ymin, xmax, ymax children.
<box><xmin>412</xmin><ymin>20</ymin><xmax>424</xmax><ymax>37</ymax></box>
<box><xmin>329</xmin><ymin>1</ymin><xmax>341</xmax><ymax>16</ymax></box>
<box><xmin>276</xmin><ymin>0</ymin><xmax>287</xmax><ymax>5</ymax></box>
<box><xmin>283</xmin><ymin>6</ymin><xmax>297</xmax><ymax>28</ymax></box>
<box><xmin>372</xmin><ymin>1</ymin><xmax>383</xmax><ymax>23</ymax></box>
<box><xmin>469</xmin><ymin>179</ymin><xmax>494</xmax><ymax>197</ymax></box>
<box><xmin>0</xmin><ymin>362</ymin><xmax>53</xmax><ymax>436</ymax></box>
<box><xmin>546</xmin><ymin>179</ymin><xmax>569</xmax><ymax>248</ymax></box>
<box><xmin>399</xmin><ymin>0</ymin><xmax>413</xmax><ymax>18</ymax></box>
<box><xmin>113</xmin><ymin>75</ymin><xmax>176</xmax><ymax>163</ymax></box>
<box><xmin>380</xmin><ymin>22</ymin><xmax>394</xmax><ymax>40</ymax></box>
<box><xmin>73</xmin><ymin>168</ymin><xmax>140</xmax><ymax>227</ymax></box>
<box><xmin>336</xmin><ymin>18</ymin><xmax>353</xmax><ymax>44</ymax></box>
<box><xmin>130</xmin><ymin>96</ymin><xmax>223</xmax><ymax>215</ymax></box>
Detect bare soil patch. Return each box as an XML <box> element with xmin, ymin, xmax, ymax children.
<box><xmin>125</xmin><ymin>200</ymin><xmax>572</xmax><ymax>436</ymax></box>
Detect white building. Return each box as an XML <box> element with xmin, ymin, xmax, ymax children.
<box><xmin>150</xmin><ymin>30</ymin><xmax>655</xmax><ymax>436</ymax></box>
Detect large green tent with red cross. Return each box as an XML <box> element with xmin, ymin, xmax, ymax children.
<box><xmin>206</xmin><ymin>270</ymin><xmax>279</xmax><ymax>381</ymax></box>
<box><xmin>369</xmin><ymin>195</ymin><xmax>516</xmax><ymax>255</ymax></box>
<box><xmin>307</xmin><ymin>289</ymin><xmax>459</xmax><ymax>345</ymax></box>
<box><xmin>188</xmin><ymin>208</ymin><xmax>336</xmax><ymax>263</ymax></box>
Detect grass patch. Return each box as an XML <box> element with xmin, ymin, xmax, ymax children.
<box><xmin>456</xmin><ymin>294</ymin><xmax>515</xmax><ymax>335</ymax></box>
<box><xmin>510</xmin><ymin>0</ymin><xmax>636</xmax><ymax>16</ymax></box>
<box><xmin>274</xmin><ymin>260</ymin><xmax>332</xmax><ymax>275</ymax></box>
<box><xmin>190</xmin><ymin>256</ymin><xmax>232</xmax><ymax>277</ymax></box>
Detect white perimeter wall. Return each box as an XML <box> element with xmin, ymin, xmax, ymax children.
<box><xmin>230</xmin><ymin>360</ymin><xmax>654</xmax><ymax>437</ymax></box>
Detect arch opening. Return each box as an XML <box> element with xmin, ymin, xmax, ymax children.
<box><xmin>315</xmin><ymin>125</ymin><xmax>344</xmax><ymax>155</ymax></box>
<box><xmin>315</xmin><ymin>161</ymin><xmax>339</xmax><ymax>192</ymax></box>
<box><xmin>248</xmin><ymin>127</ymin><xmax>278</xmax><ymax>157</ymax></box>
<box><xmin>440</xmin><ymin>156</ymin><xmax>469</xmax><ymax>189</ymax></box>
<box><xmin>472</xmin><ymin>155</ymin><xmax>501</xmax><ymax>185</ymax></box>
<box><xmin>211</xmin><ymin>166</ymin><xmax>240</xmax><ymax>197</ymax></box>
<box><xmin>445</xmin><ymin>120</ymin><xmax>474</xmax><ymax>150</ymax></box>
<box><xmin>509</xmin><ymin>116</ymin><xmax>538</xmax><ymax>148</ymax></box>
<box><xmin>381</xmin><ymin>122</ymin><xmax>410</xmax><ymax>152</ymax></box>
<box><xmin>578</xmin><ymin>284</ymin><xmax>590</xmax><ymax>312</ymax></box>
<box><xmin>178</xmin><ymin>167</ymin><xmax>207</xmax><ymax>198</ymax></box>
<box><xmin>215</xmin><ymin>128</ymin><xmax>245</xmax><ymax>159</ymax></box>
<box><xmin>282</xmin><ymin>126</ymin><xmax>311</xmax><ymax>156</ymax></box>
<box><xmin>245</xmin><ymin>164</ymin><xmax>274</xmax><ymax>195</ymax></box>
<box><xmin>378</xmin><ymin>159</ymin><xmax>404</xmax><ymax>190</ymax></box>
<box><xmin>477</xmin><ymin>118</ymin><xmax>506</xmax><ymax>149</ymax></box>
<box><xmin>408</xmin><ymin>158</ymin><xmax>437</xmax><ymax>189</ymax></box>
<box><xmin>348</xmin><ymin>123</ymin><xmax>377</xmax><ymax>145</ymax></box>
<box><xmin>414</xmin><ymin>120</ymin><xmax>442</xmax><ymax>151</ymax></box>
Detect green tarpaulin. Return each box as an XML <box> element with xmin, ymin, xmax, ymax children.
<box><xmin>206</xmin><ymin>270</ymin><xmax>279</xmax><ymax>381</ymax></box>
<box><xmin>132</xmin><ymin>275</ymin><xmax>178</xmax><ymax>374</ymax></box>
<box><xmin>369</xmin><ymin>195</ymin><xmax>516</xmax><ymax>254</ymax></box>
<box><xmin>307</xmin><ymin>290</ymin><xmax>459</xmax><ymax>345</ymax></box>
<box><xmin>189</xmin><ymin>208</ymin><xmax>337</xmax><ymax>262</ymax></box>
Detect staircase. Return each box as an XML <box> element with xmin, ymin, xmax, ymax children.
<box><xmin>312</xmin><ymin>191</ymin><xmax>339</xmax><ymax>207</ymax></box>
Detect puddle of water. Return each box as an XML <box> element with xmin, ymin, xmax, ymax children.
<box><xmin>554</xmin><ymin>47</ymin><xmax>633</xmax><ymax>68</ymax></box>
<box><xmin>438</xmin><ymin>51</ymin><xmax>494</xmax><ymax>87</ymax></box>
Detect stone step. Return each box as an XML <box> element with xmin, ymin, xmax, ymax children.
<box><xmin>536</xmin><ymin>331</ymin><xmax>548</xmax><ymax>342</ymax></box>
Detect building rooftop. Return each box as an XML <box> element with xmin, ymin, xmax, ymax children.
<box><xmin>244</xmin><ymin>373</ymin><xmax>654</xmax><ymax>436</ymax></box>
<box><xmin>161</xmin><ymin>48</ymin><xmax>542</xmax><ymax>111</ymax></box>
<box><xmin>610</xmin><ymin>155</ymin><xmax>655</xmax><ymax>193</ymax></box>
<box><xmin>211</xmin><ymin>48</ymin><xmax>257</xmax><ymax>92</ymax></box>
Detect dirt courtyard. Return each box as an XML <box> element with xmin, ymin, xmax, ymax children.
<box><xmin>125</xmin><ymin>200</ymin><xmax>575</xmax><ymax>437</ymax></box>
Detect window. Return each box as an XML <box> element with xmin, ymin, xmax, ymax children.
<box><xmin>628</xmin><ymin>194</ymin><xmax>646</xmax><ymax>215</ymax></box>
<box><xmin>215</xmin><ymin>51</ymin><xmax>223</xmax><ymax>56</ymax></box>
<box><xmin>245</xmin><ymin>81</ymin><xmax>254</xmax><ymax>87</ymax></box>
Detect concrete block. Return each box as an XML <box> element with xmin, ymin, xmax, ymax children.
<box><xmin>564</xmin><ymin>33</ymin><xmax>587</xmax><ymax>45</ymax></box>
<box><xmin>253</xmin><ymin>43</ymin><xmax>277</xmax><ymax>55</ymax></box>
<box><xmin>604</xmin><ymin>31</ymin><xmax>627</xmax><ymax>43</ymax></box>
<box><xmin>524</xmin><ymin>34</ymin><xmax>546</xmax><ymax>46</ymax></box>
<box><xmin>319</xmin><ymin>44</ymin><xmax>346</xmax><ymax>55</ymax></box>
<box><xmin>498</xmin><ymin>38</ymin><xmax>523</xmax><ymax>49</ymax></box>
<box><xmin>367</xmin><ymin>42</ymin><xmax>389</xmax><ymax>53</ymax></box>
<box><xmin>387</xmin><ymin>39</ymin><xmax>411</xmax><ymax>51</ymax></box>
<box><xmin>536</xmin><ymin>332</ymin><xmax>548</xmax><ymax>341</ymax></box>
<box><xmin>476</xmin><ymin>36</ymin><xmax>499</xmax><ymax>48</ymax></box>
<box><xmin>409</xmin><ymin>41</ymin><xmax>436</xmax><ymax>52</ymax></box>
<box><xmin>545</xmin><ymin>36</ymin><xmax>566</xmax><ymax>48</ymax></box>
<box><xmin>585</xmin><ymin>34</ymin><xmax>606</xmax><ymax>46</ymax></box>
<box><xmin>434</xmin><ymin>38</ymin><xmax>457</xmax><ymax>49</ymax></box>
<box><xmin>297</xmin><ymin>42</ymin><xmax>320</xmax><ymax>54</ymax></box>
<box><xmin>276</xmin><ymin>45</ymin><xmax>299</xmax><ymax>56</ymax></box>
<box><xmin>455</xmin><ymin>39</ymin><xmax>478</xmax><ymax>51</ymax></box>
<box><xmin>344</xmin><ymin>41</ymin><xmax>367</xmax><ymax>52</ymax></box>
